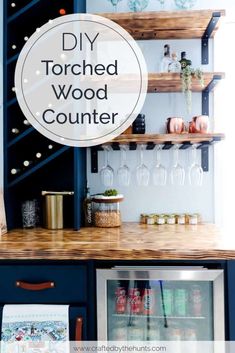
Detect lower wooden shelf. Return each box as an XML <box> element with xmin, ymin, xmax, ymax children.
<box><xmin>104</xmin><ymin>133</ymin><xmax>225</xmax><ymax>146</ymax></box>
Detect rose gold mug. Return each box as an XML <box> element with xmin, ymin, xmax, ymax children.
<box><xmin>192</xmin><ymin>115</ymin><xmax>209</xmax><ymax>133</ymax></box>
<box><xmin>166</xmin><ymin>117</ymin><xmax>185</xmax><ymax>134</ymax></box>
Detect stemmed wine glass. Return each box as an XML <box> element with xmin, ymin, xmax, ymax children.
<box><xmin>189</xmin><ymin>144</ymin><xmax>203</xmax><ymax>186</ymax></box>
<box><xmin>136</xmin><ymin>144</ymin><xmax>150</xmax><ymax>186</ymax></box>
<box><xmin>107</xmin><ymin>0</ymin><xmax>123</xmax><ymax>12</ymax></box>
<box><xmin>128</xmin><ymin>0</ymin><xmax>149</xmax><ymax>12</ymax></box>
<box><xmin>170</xmin><ymin>144</ymin><xmax>185</xmax><ymax>186</ymax></box>
<box><xmin>117</xmin><ymin>145</ymin><xmax>131</xmax><ymax>186</ymax></box>
<box><xmin>100</xmin><ymin>145</ymin><xmax>114</xmax><ymax>187</ymax></box>
<box><xmin>152</xmin><ymin>144</ymin><xmax>167</xmax><ymax>186</ymax></box>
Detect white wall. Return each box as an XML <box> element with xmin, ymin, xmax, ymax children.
<box><xmin>87</xmin><ymin>38</ymin><xmax>215</xmax><ymax>222</ymax></box>
<box><xmin>0</xmin><ymin>0</ymin><xmax>3</xmax><ymax>189</ymax></box>
<box><xmin>87</xmin><ymin>0</ymin><xmax>235</xmax><ymax>17</ymax></box>
<box><xmin>86</xmin><ymin>0</ymin><xmax>232</xmax><ymax>223</ymax></box>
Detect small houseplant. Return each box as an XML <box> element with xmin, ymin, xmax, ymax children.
<box><xmin>181</xmin><ymin>66</ymin><xmax>204</xmax><ymax>112</ymax></box>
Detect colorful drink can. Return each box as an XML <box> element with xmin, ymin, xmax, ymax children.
<box><xmin>190</xmin><ymin>285</ymin><xmax>203</xmax><ymax>317</ymax></box>
<box><xmin>115</xmin><ymin>287</ymin><xmax>126</xmax><ymax>314</ymax></box>
<box><xmin>128</xmin><ymin>288</ymin><xmax>142</xmax><ymax>314</ymax></box>
<box><xmin>174</xmin><ymin>288</ymin><xmax>188</xmax><ymax>316</ymax></box>
<box><xmin>162</xmin><ymin>288</ymin><xmax>174</xmax><ymax>316</ymax></box>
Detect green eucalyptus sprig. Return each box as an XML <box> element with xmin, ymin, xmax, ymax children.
<box><xmin>181</xmin><ymin>66</ymin><xmax>204</xmax><ymax>113</ymax></box>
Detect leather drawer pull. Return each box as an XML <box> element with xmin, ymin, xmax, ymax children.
<box><xmin>16</xmin><ymin>281</ymin><xmax>55</xmax><ymax>291</ymax></box>
<box><xmin>75</xmin><ymin>317</ymin><xmax>83</xmax><ymax>341</ymax></box>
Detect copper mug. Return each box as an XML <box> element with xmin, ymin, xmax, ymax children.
<box><xmin>191</xmin><ymin>115</ymin><xmax>209</xmax><ymax>133</ymax></box>
<box><xmin>166</xmin><ymin>117</ymin><xmax>185</xmax><ymax>134</ymax></box>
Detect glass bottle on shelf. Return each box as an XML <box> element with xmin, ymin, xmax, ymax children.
<box><xmin>160</xmin><ymin>44</ymin><xmax>172</xmax><ymax>72</ymax></box>
<box><xmin>10</xmin><ymin>168</ymin><xmax>20</xmax><ymax>175</ymax></box>
<box><xmin>83</xmin><ymin>187</ymin><xmax>92</xmax><ymax>227</ymax></box>
<box><xmin>168</xmin><ymin>52</ymin><xmax>181</xmax><ymax>73</ymax></box>
<box><xmin>11</xmin><ymin>128</ymin><xmax>19</xmax><ymax>135</ymax></box>
<box><xmin>179</xmin><ymin>51</ymin><xmax>192</xmax><ymax>69</ymax></box>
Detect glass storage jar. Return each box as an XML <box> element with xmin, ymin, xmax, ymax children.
<box><xmin>92</xmin><ymin>196</ymin><xmax>123</xmax><ymax>228</ymax></box>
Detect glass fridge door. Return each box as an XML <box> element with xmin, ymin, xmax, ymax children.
<box><xmin>96</xmin><ymin>269</ymin><xmax>224</xmax><ymax>342</ymax></box>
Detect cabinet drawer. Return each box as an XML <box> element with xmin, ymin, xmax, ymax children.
<box><xmin>0</xmin><ymin>265</ymin><xmax>87</xmax><ymax>303</ymax></box>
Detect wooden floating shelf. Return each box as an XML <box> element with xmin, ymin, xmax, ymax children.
<box><xmin>105</xmin><ymin>133</ymin><xmax>225</xmax><ymax>146</ymax></box>
<box><xmin>148</xmin><ymin>72</ymin><xmax>224</xmax><ymax>93</ymax></box>
<box><xmin>101</xmin><ymin>9</ymin><xmax>225</xmax><ymax>40</ymax></box>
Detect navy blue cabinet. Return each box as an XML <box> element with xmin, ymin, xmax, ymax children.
<box><xmin>0</xmin><ymin>263</ymin><xmax>89</xmax><ymax>340</ymax></box>
<box><xmin>227</xmin><ymin>261</ymin><xmax>235</xmax><ymax>340</ymax></box>
<box><xmin>3</xmin><ymin>0</ymin><xmax>87</xmax><ymax>230</ymax></box>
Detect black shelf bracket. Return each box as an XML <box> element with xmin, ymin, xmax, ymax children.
<box><xmin>201</xmin><ymin>74</ymin><xmax>223</xmax><ymax>171</ymax></box>
<box><xmin>201</xmin><ymin>12</ymin><xmax>221</xmax><ymax>65</ymax></box>
<box><xmin>91</xmin><ymin>147</ymin><xmax>98</xmax><ymax>173</ymax></box>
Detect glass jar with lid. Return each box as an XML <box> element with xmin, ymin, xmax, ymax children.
<box><xmin>92</xmin><ymin>195</ymin><xmax>123</xmax><ymax>228</ymax></box>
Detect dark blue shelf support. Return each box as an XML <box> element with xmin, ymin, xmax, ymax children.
<box><xmin>7</xmin><ymin>53</ymin><xmax>20</xmax><ymax>65</ymax></box>
<box><xmin>146</xmin><ymin>142</ymin><xmax>155</xmax><ymax>150</ymax></box>
<box><xmin>8</xmin><ymin>146</ymin><xmax>70</xmax><ymax>187</ymax></box>
<box><xmin>201</xmin><ymin>12</ymin><xmax>222</xmax><ymax>65</ymax></box>
<box><xmin>7</xmin><ymin>126</ymin><xmax>34</xmax><ymax>148</ymax></box>
<box><xmin>74</xmin><ymin>147</ymin><xmax>87</xmax><ymax>230</ymax></box>
<box><xmin>7</xmin><ymin>0</ymin><xmax>40</xmax><ymax>23</ymax></box>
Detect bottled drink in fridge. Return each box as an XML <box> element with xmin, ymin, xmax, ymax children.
<box><xmin>174</xmin><ymin>288</ymin><xmax>188</xmax><ymax>316</ymax></box>
<box><xmin>142</xmin><ymin>287</ymin><xmax>155</xmax><ymax>315</ymax></box>
<box><xmin>190</xmin><ymin>285</ymin><xmax>203</xmax><ymax>317</ymax></box>
<box><xmin>145</xmin><ymin>322</ymin><xmax>161</xmax><ymax>341</ymax></box>
<box><xmin>115</xmin><ymin>287</ymin><xmax>127</xmax><ymax>314</ymax></box>
<box><xmin>128</xmin><ymin>319</ymin><xmax>144</xmax><ymax>341</ymax></box>
<box><xmin>162</xmin><ymin>287</ymin><xmax>174</xmax><ymax>316</ymax></box>
<box><xmin>112</xmin><ymin>318</ymin><xmax>127</xmax><ymax>340</ymax></box>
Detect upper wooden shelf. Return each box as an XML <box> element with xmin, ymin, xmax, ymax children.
<box><xmin>101</xmin><ymin>10</ymin><xmax>225</xmax><ymax>40</ymax></box>
<box><xmin>148</xmin><ymin>72</ymin><xmax>225</xmax><ymax>93</ymax></box>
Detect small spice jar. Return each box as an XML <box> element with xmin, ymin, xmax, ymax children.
<box><xmin>177</xmin><ymin>214</ymin><xmax>186</xmax><ymax>225</ymax></box>
<box><xmin>147</xmin><ymin>214</ymin><xmax>155</xmax><ymax>225</ymax></box>
<box><xmin>157</xmin><ymin>214</ymin><xmax>166</xmax><ymax>225</ymax></box>
<box><xmin>166</xmin><ymin>214</ymin><xmax>176</xmax><ymax>225</ymax></box>
<box><xmin>140</xmin><ymin>214</ymin><xmax>148</xmax><ymax>224</ymax></box>
<box><xmin>188</xmin><ymin>214</ymin><xmax>198</xmax><ymax>225</ymax></box>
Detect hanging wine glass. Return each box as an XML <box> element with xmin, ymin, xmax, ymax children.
<box><xmin>107</xmin><ymin>0</ymin><xmax>123</xmax><ymax>12</ymax></box>
<box><xmin>117</xmin><ymin>145</ymin><xmax>131</xmax><ymax>187</ymax></box>
<box><xmin>189</xmin><ymin>144</ymin><xmax>203</xmax><ymax>186</ymax></box>
<box><xmin>128</xmin><ymin>0</ymin><xmax>149</xmax><ymax>12</ymax></box>
<box><xmin>152</xmin><ymin>144</ymin><xmax>167</xmax><ymax>186</ymax></box>
<box><xmin>100</xmin><ymin>145</ymin><xmax>114</xmax><ymax>187</ymax></box>
<box><xmin>136</xmin><ymin>144</ymin><xmax>150</xmax><ymax>186</ymax></box>
<box><xmin>170</xmin><ymin>144</ymin><xmax>185</xmax><ymax>186</ymax></box>
<box><xmin>174</xmin><ymin>0</ymin><xmax>196</xmax><ymax>10</ymax></box>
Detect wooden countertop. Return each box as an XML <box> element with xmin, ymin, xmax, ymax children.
<box><xmin>0</xmin><ymin>223</ymin><xmax>235</xmax><ymax>260</ymax></box>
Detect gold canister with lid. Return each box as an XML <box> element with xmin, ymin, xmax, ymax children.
<box><xmin>42</xmin><ymin>191</ymin><xmax>74</xmax><ymax>230</ymax></box>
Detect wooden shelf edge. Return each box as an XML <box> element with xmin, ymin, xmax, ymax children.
<box><xmin>148</xmin><ymin>72</ymin><xmax>225</xmax><ymax>93</ymax></box>
<box><xmin>105</xmin><ymin>133</ymin><xmax>225</xmax><ymax>145</ymax></box>
<box><xmin>100</xmin><ymin>9</ymin><xmax>226</xmax><ymax>40</ymax></box>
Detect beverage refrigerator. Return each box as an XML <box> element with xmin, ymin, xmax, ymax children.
<box><xmin>96</xmin><ymin>267</ymin><xmax>225</xmax><ymax>342</ymax></box>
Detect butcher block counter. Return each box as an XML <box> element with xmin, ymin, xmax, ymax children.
<box><xmin>0</xmin><ymin>223</ymin><xmax>235</xmax><ymax>260</ymax></box>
